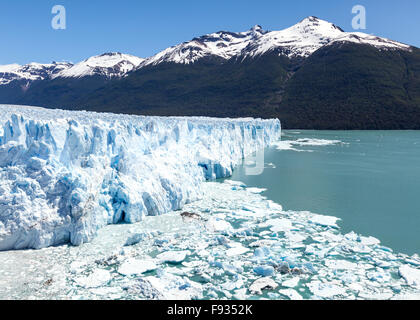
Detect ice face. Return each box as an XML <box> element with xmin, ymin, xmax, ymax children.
<box><xmin>0</xmin><ymin>105</ymin><xmax>281</xmax><ymax>250</ymax></box>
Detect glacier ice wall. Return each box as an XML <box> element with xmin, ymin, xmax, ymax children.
<box><xmin>0</xmin><ymin>105</ymin><xmax>280</xmax><ymax>250</ymax></box>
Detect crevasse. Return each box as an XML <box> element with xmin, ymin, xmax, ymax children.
<box><xmin>0</xmin><ymin>105</ymin><xmax>281</xmax><ymax>250</ymax></box>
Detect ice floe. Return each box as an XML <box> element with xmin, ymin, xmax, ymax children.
<box><xmin>273</xmin><ymin>138</ymin><xmax>346</xmax><ymax>152</ymax></box>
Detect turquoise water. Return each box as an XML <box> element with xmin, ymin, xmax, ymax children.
<box><xmin>231</xmin><ymin>130</ymin><xmax>420</xmax><ymax>255</ymax></box>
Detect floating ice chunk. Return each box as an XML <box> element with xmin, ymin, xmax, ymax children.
<box><xmin>118</xmin><ymin>258</ymin><xmax>157</xmax><ymax>275</ymax></box>
<box><xmin>285</xmin><ymin>232</ymin><xmax>307</xmax><ymax>243</ymax></box>
<box><xmin>223</xmin><ymin>263</ymin><xmax>244</xmax><ymax>276</ymax></box>
<box><xmin>221</xmin><ymin>278</ymin><xmax>244</xmax><ymax>291</ymax></box>
<box><xmin>366</xmin><ymin>269</ymin><xmax>391</xmax><ymax>283</ymax></box>
<box><xmin>122</xmin><ymin>278</ymin><xmax>164</xmax><ymax>299</ymax></box>
<box><xmin>205</xmin><ymin>218</ymin><xmax>233</xmax><ymax>233</ymax></box>
<box><xmin>309</xmin><ymin>214</ymin><xmax>340</xmax><ymax>228</ymax></box>
<box><xmin>338</xmin><ymin>272</ymin><xmax>359</xmax><ymax>285</ymax></box>
<box><xmin>215</xmin><ymin>235</ymin><xmax>229</xmax><ymax>245</ymax></box>
<box><xmin>249</xmin><ymin>239</ymin><xmax>277</xmax><ymax>248</ymax></box>
<box><xmin>392</xmin><ymin>292</ymin><xmax>420</xmax><ymax>300</ymax></box>
<box><xmin>223</xmin><ymin>180</ymin><xmax>247</xmax><ymax>190</ymax></box>
<box><xmin>156</xmin><ymin>250</ymin><xmax>190</xmax><ymax>264</ymax></box>
<box><xmin>253</xmin><ymin>246</ymin><xmax>271</xmax><ymax>259</ymax></box>
<box><xmin>246</xmin><ymin>187</ymin><xmax>267</xmax><ymax>194</ymax></box>
<box><xmin>75</xmin><ymin>269</ymin><xmax>111</xmax><ymax>288</ymax></box>
<box><xmin>266</xmin><ymin>200</ymin><xmax>283</xmax><ymax>211</ymax></box>
<box><xmin>348</xmin><ymin>282</ymin><xmax>364</xmax><ymax>292</ymax></box>
<box><xmin>282</xmin><ymin>277</ymin><xmax>300</xmax><ymax>288</ymax></box>
<box><xmin>374</xmin><ymin>260</ymin><xmax>392</xmax><ymax>269</ymax></box>
<box><xmin>69</xmin><ymin>261</ymin><xmax>87</xmax><ymax>274</ymax></box>
<box><xmin>344</xmin><ymin>231</ymin><xmax>358</xmax><ymax>241</ymax></box>
<box><xmin>225</xmin><ymin>243</ymin><xmax>249</xmax><ymax>257</ymax></box>
<box><xmin>254</xmin><ymin>265</ymin><xmax>275</xmax><ymax>277</ymax></box>
<box><xmin>399</xmin><ymin>265</ymin><xmax>420</xmax><ymax>287</ymax></box>
<box><xmin>317</xmin><ymin>231</ymin><xmax>342</xmax><ymax>243</ymax></box>
<box><xmin>279</xmin><ymin>289</ymin><xmax>303</xmax><ymax>300</ymax></box>
<box><xmin>324</xmin><ymin>260</ymin><xmax>358</xmax><ymax>270</ymax></box>
<box><xmin>272</xmin><ymin>141</ymin><xmax>301</xmax><ymax>152</ymax></box>
<box><xmin>233</xmin><ymin>288</ymin><xmax>248</xmax><ymax>300</ymax></box>
<box><xmin>144</xmin><ymin>273</ymin><xmax>203</xmax><ymax>300</ymax></box>
<box><xmin>124</xmin><ymin>232</ymin><xmax>152</xmax><ymax>246</ymax></box>
<box><xmin>307</xmin><ymin>281</ymin><xmax>346</xmax><ymax>298</ymax></box>
<box><xmin>293</xmin><ymin>138</ymin><xmax>344</xmax><ymax>147</ymax></box>
<box><xmin>406</xmin><ymin>257</ymin><xmax>420</xmax><ymax>267</ymax></box>
<box><xmin>224</xmin><ymin>180</ymin><xmax>247</xmax><ymax>187</ymax></box>
<box><xmin>264</xmin><ymin>218</ymin><xmax>293</xmax><ymax>232</ymax></box>
<box><xmin>358</xmin><ymin>236</ymin><xmax>380</xmax><ymax>246</ymax></box>
<box><xmin>90</xmin><ymin>286</ymin><xmax>123</xmax><ymax>298</ymax></box>
<box><xmin>249</xmin><ymin>277</ymin><xmax>278</xmax><ymax>295</ymax></box>
<box><xmin>358</xmin><ymin>291</ymin><xmax>393</xmax><ymax>300</ymax></box>
<box><xmin>344</xmin><ymin>243</ymin><xmax>372</xmax><ymax>254</ymax></box>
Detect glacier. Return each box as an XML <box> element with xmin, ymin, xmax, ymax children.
<box><xmin>0</xmin><ymin>105</ymin><xmax>281</xmax><ymax>251</ymax></box>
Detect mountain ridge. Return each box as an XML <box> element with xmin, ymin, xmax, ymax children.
<box><xmin>0</xmin><ymin>17</ymin><xmax>419</xmax><ymax>130</ymax></box>
<box><xmin>1</xmin><ymin>16</ymin><xmax>414</xmax><ymax>83</ymax></box>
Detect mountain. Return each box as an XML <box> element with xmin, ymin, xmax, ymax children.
<box><xmin>138</xmin><ymin>16</ymin><xmax>409</xmax><ymax>65</ymax></box>
<box><xmin>53</xmin><ymin>52</ymin><xmax>144</xmax><ymax>79</ymax></box>
<box><xmin>0</xmin><ymin>52</ymin><xmax>145</xmax><ymax>108</ymax></box>
<box><xmin>1</xmin><ymin>16</ymin><xmax>419</xmax><ymax>129</ymax></box>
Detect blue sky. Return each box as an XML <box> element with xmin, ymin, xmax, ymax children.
<box><xmin>0</xmin><ymin>0</ymin><xmax>419</xmax><ymax>64</ymax></box>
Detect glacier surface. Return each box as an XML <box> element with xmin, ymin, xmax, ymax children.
<box><xmin>0</xmin><ymin>105</ymin><xmax>280</xmax><ymax>250</ymax></box>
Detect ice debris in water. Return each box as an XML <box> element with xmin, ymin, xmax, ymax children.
<box><xmin>0</xmin><ymin>105</ymin><xmax>280</xmax><ymax>250</ymax></box>
<box><xmin>253</xmin><ymin>266</ymin><xmax>275</xmax><ymax>277</ymax></box>
<box><xmin>75</xmin><ymin>269</ymin><xmax>111</xmax><ymax>288</ymax></box>
<box><xmin>156</xmin><ymin>250</ymin><xmax>190</xmax><ymax>264</ymax></box>
<box><xmin>399</xmin><ymin>265</ymin><xmax>420</xmax><ymax>288</ymax></box>
<box><xmin>0</xmin><ymin>179</ymin><xmax>420</xmax><ymax>300</ymax></box>
<box><xmin>249</xmin><ymin>277</ymin><xmax>278</xmax><ymax>295</ymax></box>
<box><xmin>118</xmin><ymin>259</ymin><xmax>158</xmax><ymax>276</ymax></box>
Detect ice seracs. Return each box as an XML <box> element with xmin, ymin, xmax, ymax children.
<box><xmin>0</xmin><ymin>105</ymin><xmax>280</xmax><ymax>250</ymax></box>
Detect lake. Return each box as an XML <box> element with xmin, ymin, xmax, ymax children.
<box><xmin>230</xmin><ymin>130</ymin><xmax>420</xmax><ymax>255</ymax></box>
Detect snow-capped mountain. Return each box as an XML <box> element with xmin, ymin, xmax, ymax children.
<box><xmin>139</xmin><ymin>16</ymin><xmax>411</xmax><ymax>66</ymax></box>
<box><xmin>0</xmin><ymin>62</ymin><xmax>72</xmax><ymax>85</ymax></box>
<box><xmin>140</xmin><ymin>24</ymin><xmax>267</xmax><ymax>66</ymax></box>
<box><xmin>0</xmin><ymin>17</ymin><xmax>411</xmax><ymax>85</ymax></box>
<box><xmin>0</xmin><ymin>52</ymin><xmax>145</xmax><ymax>86</ymax></box>
<box><xmin>0</xmin><ymin>16</ymin><xmax>418</xmax><ymax>130</ymax></box>
<box><xmin>53</xmin><ymin>52</ymin><xmax>145</xmax><ymax>79</ymax></box>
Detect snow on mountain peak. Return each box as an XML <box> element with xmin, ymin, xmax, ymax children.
<box><xmin>241</xmin><ymin>16</ymin><xmax>346</xmax><ymax>58</ymax></box>
<box><xmin>54</xmin><ymin>52</ymin><xmax>145</xmax><ymax>79</ymax></box>
<box><xmin>141</xmin><ymin>16</ymin><xmax>411</xmax><ymax>65</ymax></box>
<box><xmin>0</xmin><ymin>17</ymin><xmax>412</xmax><ymax>84</ymax></box>
<box><xmin>0</xmin><ymin>62</ymin><xmax>72</xmax><ymax>85</ymax></box>
<box><xmin>250</xmin><ymin>24</ymin><xmax>266</xmax><ymax>35</ymax></box>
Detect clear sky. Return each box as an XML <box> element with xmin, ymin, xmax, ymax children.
<box><xmin>0</xmin><ymin>0</ymin><xmax>419</xmax><ymax>65</ymax></box>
